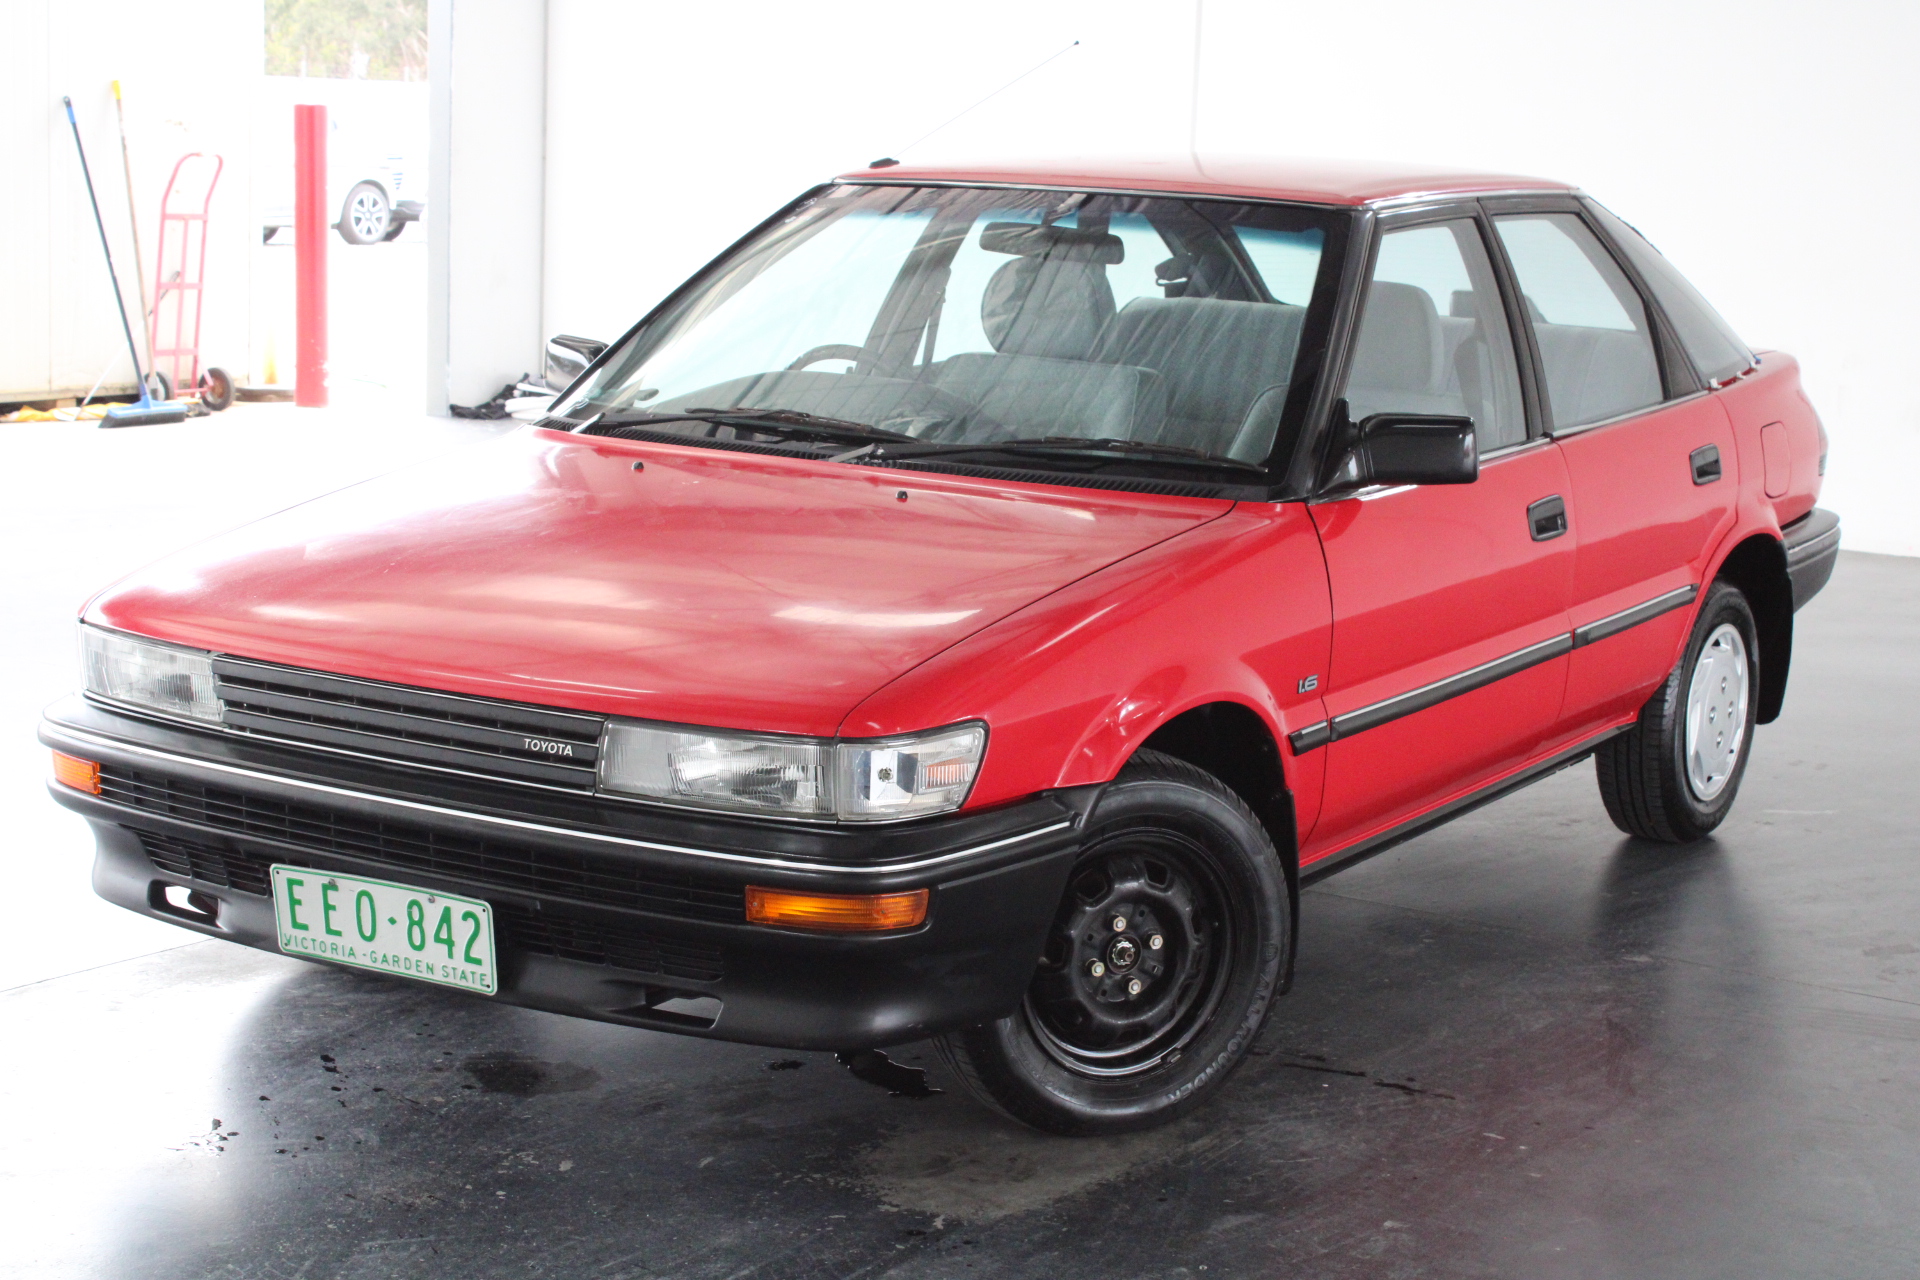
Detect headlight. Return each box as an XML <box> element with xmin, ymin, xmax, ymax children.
<box><xmin>79</xmin><ymin>625</ymin><xmax>223</xmax><ymax>724</ymax></box>
<box><xmin>599</xmin><ymin>722</ymin><xmax>833</xmax><ymax>817</ymax></box>
<box><xmin>598</xmin><ymin>720</ymin><xmax>985</xmax><ymax>822</ymax></box>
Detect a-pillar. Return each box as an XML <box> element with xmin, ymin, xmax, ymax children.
<box><xmin>426</xmin><ymin>0</ymin><xmax>547</xmax><ymax>413</ymax></box>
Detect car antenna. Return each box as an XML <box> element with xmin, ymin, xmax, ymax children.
<box><xmin>869</xmin><ymin>39</ymin><xmax>1081</xmax><ymax>168</ymax></box>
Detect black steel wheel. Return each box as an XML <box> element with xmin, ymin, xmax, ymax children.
<box><xmin>936</xmin><ymin>750</ymin><xmax>1288</xmax><ymax>1135</ymax></box>
<box><xmin>1596</xmin><ymin>580</ymin><xmax>1760</xmax><ymax>842</ymax></box>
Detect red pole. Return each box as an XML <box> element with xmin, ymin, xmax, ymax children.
<box><xmin>293</xmin><ymin>104</ymin><xmax>328</xmax><ymax>406</ymax></box>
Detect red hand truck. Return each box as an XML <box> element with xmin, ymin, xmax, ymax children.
<box><xmin>149</xmin><ymin>152</ymin><xmax>234</xmax><ymax>411</ymax></box>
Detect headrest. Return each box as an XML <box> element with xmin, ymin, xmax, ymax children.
<box><xmin>981</xmin><ymin>254</ymin><xmax>1115</xmax><ymax>359</ymax></box>
<box><xmin>979</xmin><ymin>222</ymin><xmax>1125</xmax><ymax>265</ymax></box>
<box><xmin>1349</xmin><ymin>281</ymin><xmax>1438</xmax><ymax>392</ymax></box>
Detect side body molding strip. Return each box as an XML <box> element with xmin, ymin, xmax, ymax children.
<box><xmin>1289</xmin><ymin>582</ymin><xmax>1702</xmax><ymax>756</ymax></box>
<box><xmin>1571</xmin><ymin>584</ymin><xmax>1698</xmax><ymax>648</ymax></box>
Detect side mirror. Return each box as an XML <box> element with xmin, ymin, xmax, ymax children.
<box><xmin>544</xmin><ymin>334</ymin><xmax>608</xmax><ymax>391</ymax></box>
<box><xmin>1340</xmin><ymin>413</ymin><xmax>1478</xmax><ymax>487</ymax></box>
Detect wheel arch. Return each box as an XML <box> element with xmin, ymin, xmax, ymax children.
<box><xmin>1710</xmin><ymin>532</ymin><xmax>1793</xmax><ymax>723</ymax></box>
<box><xmin>1131</xmin><ymin>700</ymin><xmax>1301</xmax><ymax>990</ymax></box>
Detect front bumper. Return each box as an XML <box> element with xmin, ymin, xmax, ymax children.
<box><xmin>40</xmin><ymin>697</ymin><xmax>1089</xmax><ymax>1050</ymax></box>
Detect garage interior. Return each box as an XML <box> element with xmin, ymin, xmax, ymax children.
<box><xmin>6</xmin><ymin>1</ymin><xmax>1919</xmax><ymax>1277</ymax></box>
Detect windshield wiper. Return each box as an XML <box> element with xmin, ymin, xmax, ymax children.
<box><xmin>589</xmin><ymin>406</ymin><xmax>917</xmax><ymax>447</ymax></box>
<box><xmin>856</xmin><ymin>436</ymin><xmax>1266</xmax><ymax>474</ymax></box>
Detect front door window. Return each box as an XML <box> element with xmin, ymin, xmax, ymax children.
<box><xmin>1346</xmin><ymin>219</ymin><xmax>1526</xmax><ymax>451</ymax></box>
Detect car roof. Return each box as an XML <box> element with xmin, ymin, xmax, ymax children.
<box><xmin>833</xmin><ymin>156</ymin><xmax>1574</xmax><ymax>208</ymax></box>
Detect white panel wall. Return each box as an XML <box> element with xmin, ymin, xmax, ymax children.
<box><xmin>536</xmin><ymin>0</ymin><xmax>1916</xmax><ymax>552</ymax></box>
<box><xmin>2</xmin><ymin>0</ymin><xmax>262</xmax><ymax>402</ymax></box>
<box><xmin>427</xmin><ymin>0</ymin><xmax>547</xmax><ymax>410</ymax></box>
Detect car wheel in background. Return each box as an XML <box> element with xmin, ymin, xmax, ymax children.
<box><xmin>1596</xmin><ymin>580</ymin><xmax>1759</xmax><ymax>842</ymax></box>
<box><xmin>935</xmin><ymin>749</ymin><xmax>1288</xmax><ymax>1135</ymax></box>
<box><xmin>380</xmin><ymin>220</ymin><xmax>407</xmax><ymax>242</ymax></box>
<box><xmin>338</xmin><ymin>182</ymin><xmax>392</xmax><ymax>245</ymax></box>
<box><xmin>199</xmin><ymin>367</ymin><xmax>234</xmax><ymax>412</ymax></box>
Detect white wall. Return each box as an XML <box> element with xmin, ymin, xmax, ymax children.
<box><xmin>427</xmin><ymin>0</ymin><xmax>547</xmax><ymax>409</ymax></box>
<box><xmin>2</xmin><ymin>0</ymin><xmax>263</xmax><ymax>402</ymax></box>
<box><xmin>538</xmin><ymin>0</ymin><xmax>1915</xmax><ymax>552</ymax></box>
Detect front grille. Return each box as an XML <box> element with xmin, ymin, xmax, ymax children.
<box><xmin>101</xmin><ymin>766</ymin><xmax>744</xmax><ymax>923</ymax></box>
<box><xmin>211</xmin><ymin>657</ymin><xmax>605</xmax><ymax>791</ymax></box>
<box><xmin>132</xmin><ymin>829</ymin><xmax>724</xmax><ymax>982</ymax></box>
<box><xmin>139</xmin><ymin>830</ymin><xmax>271</xmax><ymax>895</ymax></box>
<box><xmin>493</xmin><ymin>902</ymin><xmax>725</xmax><ymax>982</ymax></box>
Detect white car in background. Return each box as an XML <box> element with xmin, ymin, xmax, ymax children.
<box><xmin>262</xmin><ymin>150</ymin><xmax>422</xmax><ymax>245</ymax></box>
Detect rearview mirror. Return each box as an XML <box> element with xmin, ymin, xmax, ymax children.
<box><xmin>1343</xmin><ymin>413</ymin><xmax>1478</xmax><ymax>487</ymax></box>
<box><xmin>544</xmin><ymin>334</ymin><xmax>608</xmax><ymax>391</ymax></box>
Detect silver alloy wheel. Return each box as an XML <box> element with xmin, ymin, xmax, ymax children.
<box><xmin>1684</xmin><ymin>622</ymin><xmax>1750</xmax><ymax>801</ymax></box>
<box><xmin>347</xmin><ymin>187</ymin><xmax>389</xmax><ymax>241</ymax></box>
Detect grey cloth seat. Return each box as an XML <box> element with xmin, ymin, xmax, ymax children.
<box><xmin>930</xmin><ymin>354</ymin><xmax>1165</xmax><ymax>440</ymax></box>
<box><xmin>927</xmin><ymin>221</ymin><xmax>1167</xmax><ymax>441</ymax></box>
<box><xmin>1088</xmin><ymin>296</ymin><xmax>1306</xmax><ymax>457</ymax></box>
<box><xmin>1345</xmin><ymin>281</ymin><xmax>1468</xmax><ymax>421</ymax></box>
<box><xmin>1530</xmin><ymin>322</ymin><xmax>1661</xmax><ymax>426</ymax></box>
<box><xmin>977</xmin><ymin>223</ymin><xmax>1120</xmax><ymax>361</ymax></box>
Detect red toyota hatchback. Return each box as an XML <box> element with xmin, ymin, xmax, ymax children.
<box><xmin>44</xmin><ymin>159</ymin><xmax>1839</xmax><ymax>1134</ymax></box>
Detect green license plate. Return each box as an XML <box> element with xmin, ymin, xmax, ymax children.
<box><xmin>270</xmin><ymin>865</ymin><xmax>497</xmax><ymax>995</ymax></box>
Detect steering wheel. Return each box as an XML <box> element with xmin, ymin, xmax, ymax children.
<box><xmin>786</xmin><ymin>344</ymin><xmax>902</xmax><ymax>378</ymax></box>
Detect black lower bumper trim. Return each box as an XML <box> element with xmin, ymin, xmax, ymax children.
<box><xmin>1783</xmin><ymin>507</ymin><xmax>1841</xmax><ymax>612</ymax></box>
<box><xmin>78</xmin><ymin>816</ymin><xmax>1076</xmax><ymax>1050</ymax></box>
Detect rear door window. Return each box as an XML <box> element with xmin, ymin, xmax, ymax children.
<box><xmin>1494</xmin><ymin>214</ymin><xmax>1663</xmax><ymax>429</ymax></box>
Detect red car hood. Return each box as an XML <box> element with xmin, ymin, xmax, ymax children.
<box><xmin>88</xmin><ymin>429</ymin><xmax>1232</xmax><ymax>736</ymax></box>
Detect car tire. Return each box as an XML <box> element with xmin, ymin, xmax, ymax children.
<box><xmin>338</xmin><ymin>182</ymin><xmax>392</xmax><ymax>245</ymax></box>
<box><xmin>934</xmin><ymin>749</ymin><xmax>1288</xmax><ymax>1135</ymax></box>
<box><xmin>1596</xmin><ymin>580</ymin><xmax>1759</xmax><ymax>843</ymax></box>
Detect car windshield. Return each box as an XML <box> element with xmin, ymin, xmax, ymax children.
<box><xmin>553</xmin><ymin>184</ymin><xmax>1344</xmax><ymax>479</ymax></box>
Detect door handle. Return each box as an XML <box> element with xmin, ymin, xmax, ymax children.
<box><xmin>1528</xmin><ymin>494</ymin><xmax>1568</xmax><ymax>541</ymax></box>
<box><xmin>1691</xmin><ymin>444</ymin><xmax>1722</xmax><ymax>485</ymax></box>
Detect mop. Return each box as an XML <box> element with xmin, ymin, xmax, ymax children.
<box><xmin>62</xmin><ymin>94</ymin><xmax>187</xmax><ymax>427</ymax></box>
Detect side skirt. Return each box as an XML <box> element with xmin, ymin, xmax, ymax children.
<box><xmin>1298</xmin><ymin>723</ymin><xmax>1633</xmax><ymax>887</ymax></box>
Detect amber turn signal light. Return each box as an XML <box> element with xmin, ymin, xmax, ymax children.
<box><xmin>52</xmin><ymin>751</ymin><xmax>101</xmax><ymax>795</ymax></box>
<box><xmin>745</xmin><ymin>886</ymin><xmax>929</xmax><ymax>932</ymax></box>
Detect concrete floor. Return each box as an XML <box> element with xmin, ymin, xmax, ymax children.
<box><xmin>3</xmin><ymin>414</ymin><xmax>1915</xmax><ymax>1278</ymax></box>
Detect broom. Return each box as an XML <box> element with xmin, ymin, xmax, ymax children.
<box><xmin>62</xmin><ymin>94</ymin><xmax>187</xmax><ymax>427</ymax></box>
